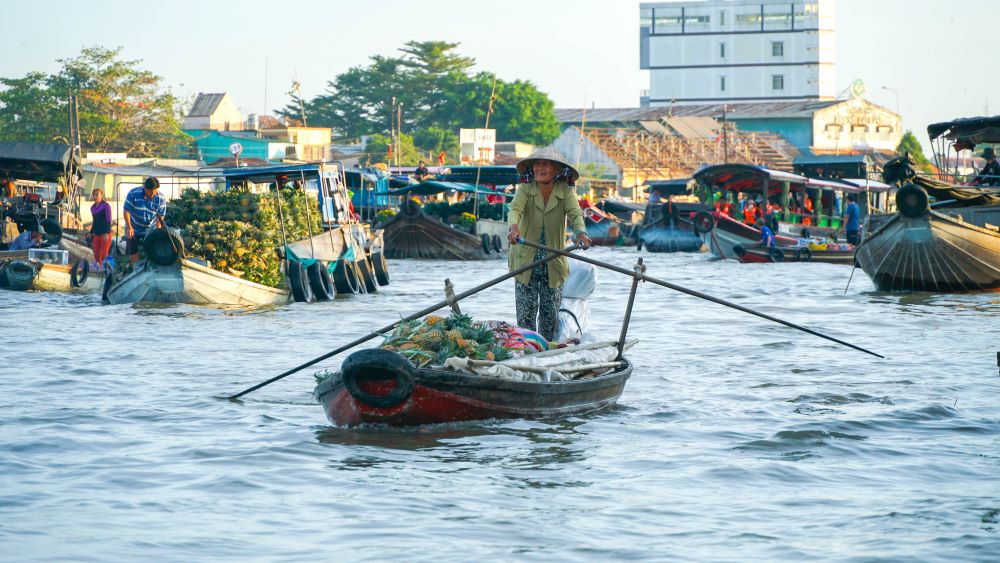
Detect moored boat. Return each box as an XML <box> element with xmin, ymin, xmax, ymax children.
<box><xmin>692</xmin><ymin>164</ymin><xmax>889</xmax><ymax>258</ymax></box>
<box><xmin>105</xmin><ymin>257</ymin><xmax>289</xmax><ymax>305</ymax></box>
<box><xmin>854</xmin><ymin>117</ymin><xmax>1000</xmax><ymax>292</ymax></box>
<box><xmin>732</xmin><ymin>241</ymin><xmax>856</xmax><ymax>264</ymax></box>
<box><xmin>381</xmin><ymin>181</ymin><xmax>510</xmax><ymax>260</ymax></box>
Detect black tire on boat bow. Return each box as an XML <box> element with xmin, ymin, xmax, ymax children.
<box><xmin>143</xmin><ymin>229</ymin><xmax>184</xmax><ymax>266</ymax></box>
<box><xmin>693</xmin><ymin>211</ymin><xmax>715</xmax><ymax>234</ymax></box>
<box><xmin>340</xmin><ymin>348</ymin><xmax>415</xmax><ymax>409</ymax></box>
<box><xmin>896</xmin><ymin>183</ymin><xmax>930</xmax><ymax>218</ymax></box>
<box><xmin>768</xmin><ymin>247</ymin><xmax>785</xmax><ymax>262</ymax></box>
<box><xmin>796</xmin><ymin>247</ymin><xmax>812</xmax><ymax>262</ymax></box>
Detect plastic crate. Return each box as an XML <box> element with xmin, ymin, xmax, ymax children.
<box><xmin>28</xmin><ymin>248</ymin><xmax>69</xmax><ymax>265</ymax></box>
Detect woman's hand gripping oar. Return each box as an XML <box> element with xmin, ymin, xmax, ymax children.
<box><xmin>517</xmin><ymin>238</ymin><xmax>884</xmax><ymax>359</ymax></box>
<box><xmin>226</xmin><ymin>244</ymin><xmax>580</xmax><ymax>400</ymax></box>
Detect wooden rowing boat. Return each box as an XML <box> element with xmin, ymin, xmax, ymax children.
<box><xmin>732</xmin><ymin>242</ymin><xmax>856</xmax><ymax>264</ymax></box>
<box><xmin>314</xmin><ymin>348</ymin><xmax>633</xmax><ymax>427</ymax></box>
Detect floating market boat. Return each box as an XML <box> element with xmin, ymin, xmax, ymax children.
<box><xmin>314</xmin><ymin>347</ymin><xmax>633</xmax><ymax>427</ymax></box>
<box><xmin>581</xmin><ymin>199</ymin><xmax>641</xmax><ymax>246</ymax></box>
<box><xmin>691</xmin><ymin>164</ymin><xmax>890</xmax><ymax>259</ymax></box>
<box><xmin>314</xmin><ymin>306</ymin><xmax>634</xmax><ymax>427</ymax></box>
<box><xmin>105</xmin><ymin>163</ymin><xmax>388</xmax><ymax>305</ymax></box>
<box><xmin>380</xmin><ymin>181</ymin><xmax>510</xmax><ymax>260</ymax></box>
<box><xmin>856</xmin><ymin>123</ymin><xmax>1000</xmax><ymax>292</ymax></box>
<box><xmin>635</xmin><ymin>179</ymin><xmax>708</xmax><ymax>253</ymax></box>
<box><xmin>732</xmin><ymin>241</ymin><xmax>856</xmax><ymax>264</ymax></box>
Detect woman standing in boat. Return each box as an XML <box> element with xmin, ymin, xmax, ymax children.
<box><xmin>89</xmin><ymin>188</ymin><xmax>113</xmax><ymax>267</ymax></box>
<box><xmin>506</xmin><ymin>147</ymin><xmax>591</xmax><ymax>342</ymax></box>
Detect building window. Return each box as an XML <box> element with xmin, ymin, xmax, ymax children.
<box><xmin>720</xmin><ymin>42</ymin><xmax>726</xmax><ymax>58</ymax></box>
<box><xmin>876</xmin><ymin>125</ymin><xmax>893</xmax><ymax>141</ymax></box>
<box><xmin>772</xmin><ymin>41</ymin><xmax>784</xmax><ymax>57</ymax></box>
<box><xmin>851</xmin><ymin>125</ymin><xmax>868</xmax><ymax>142</ymax></box>
<box><xmin>772</xmin><ymin>75</ymin><xmax>785</xmax><ymax>90</ymax></box>
<box><xmin>719</xmin><ymin>10</ymin><xmax>726</xmax><ymax>25</ymax></box>
<box><xmin>720</xmin><ymin>76</ymin><xmax>726</xmax><ymax>92</ymax></box>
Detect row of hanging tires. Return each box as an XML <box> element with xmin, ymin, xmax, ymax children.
<box><xmin>284</xmin><ymin>252</ymin><xmax>390</xmax><ymax>303</ymax></box>
<box><xmin>480</xmin><ymin>233</ymin><xmax>504</xmax><ymax>255</ymax></box>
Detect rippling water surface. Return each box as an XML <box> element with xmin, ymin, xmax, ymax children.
<box><xmin>2</xmin><ymin>247</ymin><xmax>998</xmax><ymax>561</ymax></box>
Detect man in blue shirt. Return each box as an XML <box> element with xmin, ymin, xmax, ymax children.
<box><xmin>122</xmin><ymin>176</ymin><xmax>167</xmax><ymax>263</ymax></box>
<box><xmin>843</xmin><ymin>193</ymin><xmax>861</xmax><ymax>245</ymax></box>
<box><xmin>8</xmin><ymin>227</ymin><xmax>43</xmax><ymax>251</ymax></box>
<box><xmin>757</xmin><ymin>216</ymin><xmax>776</xmax><ymax>248</ymax></box>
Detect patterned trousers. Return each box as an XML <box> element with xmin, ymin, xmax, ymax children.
<box><xmin>515</xmin><ymin>279</ymin><xmax>563</xmax><ymax>342</ymax></box>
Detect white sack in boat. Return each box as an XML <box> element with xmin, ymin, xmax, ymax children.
<box><xmin>562</xmin><ymin>261</ymin><xmax>597</xmax><ymax>299</ymax></box>
<box><xmin>442</xmin><ymin>340</ymin><xmax>637</xmax><ymax>382</ymax></box>
<box><xmin>556</xmin><ymin>298</ymin><xmax>590</xmax><ymax>342</ymax></box>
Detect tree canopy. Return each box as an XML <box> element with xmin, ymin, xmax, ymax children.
<box><xmin>279</xmin><ymin>40</ymin><xmax>560</xmax><ymax>155</ymax></box>
<box><xmin>896</xmin><ymin>130</ymin><xmax>933</xmax><ymax>172</ymax></box>
<box><xmin>0</xmin><ymin>46</ymin><xmax>189</xmax><ymax>156</ymax></box>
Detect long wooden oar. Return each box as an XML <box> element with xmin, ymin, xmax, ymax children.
<box><xmin>518</xmin><ymin>239</ymin><xmax>884</xmax><ymax>359</ymax></box>
<box><xmin>227</xmin><ymin>244</ymin><xmax>579</xmax><ymax>399</ymax></box>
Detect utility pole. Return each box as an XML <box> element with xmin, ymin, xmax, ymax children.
<box><xmin>395</xmin><ymin>102</ymin><xmax>402</xmax><ymax>173</ymax></box>
<box><xmin>722</xmin><ymin>104</ymin><xmax>729</xmax><ymax>164</ymax></box>
<box><xmin>473</xmin><ymin>74</ymin><xmax>498</xmax><ymax>223</ymax></box>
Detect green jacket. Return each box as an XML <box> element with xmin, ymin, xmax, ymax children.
<box><xmin>507</xmin><ymin>179</ymin><xmax>587</xmax><ymax>287</ymax></box>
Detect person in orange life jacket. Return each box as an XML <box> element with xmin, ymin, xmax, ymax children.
<box><xmin>743</xmin><ymin>200</ymin><xmax>756</xmax><ymax>224</ymax></box>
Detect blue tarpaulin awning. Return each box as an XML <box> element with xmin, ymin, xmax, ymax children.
<box><xmin>386</xmin><ymin>181</ymin><xmax>513</xmax><ymax>198</ymax></box>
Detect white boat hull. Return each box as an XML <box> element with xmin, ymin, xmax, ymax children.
<box><xmin>106</xmin><ymin>259</ymin><xmax>291</xmax><ymax>306</ymax></box>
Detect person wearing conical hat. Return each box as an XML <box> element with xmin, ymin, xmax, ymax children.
<box><xmin>506</xmin><ymin>146</ymin><xmax>592</xmax><ymax>341</ymax></box>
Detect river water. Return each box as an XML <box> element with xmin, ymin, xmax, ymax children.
<box><xmin>2</xmin><ymin>247</ymin><xmax>998</xmax><ymax>561</ymax></box>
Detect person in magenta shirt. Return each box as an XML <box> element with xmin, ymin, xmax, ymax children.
<box><xmin>89</xmin><ymin>188</ymin><xmax>113</xmax><ymax>266</ymax></box>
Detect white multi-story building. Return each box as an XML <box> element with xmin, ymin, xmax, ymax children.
<box><xmin>640</xmin><ymin>0</ymin><xmax>836</xmax><ymax>105</ymax></box>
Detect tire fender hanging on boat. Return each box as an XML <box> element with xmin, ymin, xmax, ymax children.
<box><xmin>693</xmin><ymin>211</ymin><xmax>715</xmax><ymax>234</ymax></box>
<box><xmin>796</xmin><ymin>247</ymin><xmax>812</xmax><ymax>262</ymax></box>
<box><xmin>286</xmin><ymin>260</ymin><xmax>313</xmax><ymax>302</ymax></box>
<box><xmin>340</xmin><ymin>348</ymin><xmax>416</xmax><ymax>409</ymax></box>
<box><xmin>768</xmin><ymin>247</ymin><xmax>785</xmax><ymax>262</ymax></box>
<box><xmin>372</xmin><ymin>252</ymin><xmax>390</xmax><ymax>286</ymax></box>
<box><xmin>481</xmin><ymin>233</ymin><xmax>492</xmax><ymax>255</ymax></box>
<box><xmin>306</xmin><ymin>261</ymin><xmax>334</xmax><ymax>301</ymax></box>
<box><xmin>70</xmin><ymin>258</ymin><xmax>90</xmax><ymax>288</ymax></box>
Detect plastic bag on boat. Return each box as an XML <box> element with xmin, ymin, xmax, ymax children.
<box><xmin>556</xmin><ymin>297</ymin><xmax>590</xmax><ymax>342</ymax></box>
<box><xmin>561</xmin><ymin>261</ymin><xmax>597</xmax><ymax>299</ymax></box>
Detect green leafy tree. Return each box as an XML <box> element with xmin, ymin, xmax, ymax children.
<box><xmin>412</xmin><ymin>126</ymin><xmax>460</xmax><ymax>162</ymax></box>
<box><xmin>282</xmin><ymin>41</ymin><xmax>560</xmax><ymax>146</ymax></box>
<box><xmin>896</xmin><ymin>130</ymin><xmax>934</xmax><ymax>173</ymax></box>
<box><xmin>0</xmin><ymin>46</ymin><xmax>189</xmax><ymax>156</ymax></box>
<box><xmin>364</xmin><ymin>133</ymin><xmax>421</xmax><ymax>166</ymax></box>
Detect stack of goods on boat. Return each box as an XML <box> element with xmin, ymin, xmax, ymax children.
<box><xmin>313</xmin><ymin>311</ymin><xmax>635</xmax><ymax>426</ymax></box>
<box><xmin>169</xmin><ymin>188</ymin><xmax>321</xmax><ymax>287</ymax></box>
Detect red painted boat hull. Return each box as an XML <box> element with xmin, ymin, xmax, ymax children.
<box><xmin>314</xmin><ymin>361</ymin><xmax>633</xmax><ymax>427</ymax></box>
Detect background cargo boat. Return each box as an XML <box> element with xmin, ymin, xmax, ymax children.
<box><xmin>105</xmin><ymin>162</ymin><xmax>389</xmax><ymax>305</ymax></box>
<box><xmin>856</xmin><ymin>117</ymin><xmax>1000</xmax><ymax>291</ymax></box>
<box><xmin>582</xmin><ymin>198</ymin><xmax>642</xmax><ymax>246</ymax></box>
<box><xmin>732</xmin><ymin>240</ymin><xmax>857</xmax><ymax>264</ymax></box>
<box><xmin>634</xmin><ymin>179</ymin><xmax>707</xmax><ymax>253</ymax></box>
<box><xmin>380</xmin><ymin>181</ymin><xmax>511</xmax><ymax>260</ymax></box>
<box><xmin>0</xmin><ymin>247</ymin><xmax>104</xmax><ymax>293</ymax></box>
<box><xmin>692</xmin><ymin>164</ymin><xmax>889</xmax><ymax>259</ymax></box>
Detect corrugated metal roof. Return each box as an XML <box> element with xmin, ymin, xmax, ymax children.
<box><xmin>187</xmin><ymin>93</ymin><xmax>227</xmax><ymax>117</ymax></box>
<box><xmin>556</xmin><ymin>100</ymin><xmax>843</xmax><ymax>124</ymax></box>
<box><xmin>665</xmin><ymin>116</ymin><xmax>719</xmax><ymax>139</ymax></box>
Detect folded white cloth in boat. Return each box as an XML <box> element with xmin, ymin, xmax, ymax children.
<box><xmin>442</xmin><ymin>340</ymin><xmax>637</xmax><ymax>382</ymax></box>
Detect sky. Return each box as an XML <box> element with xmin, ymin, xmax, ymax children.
<box><xmin>1</xmin><ymin>0</ymin><xmax>997</xmax><ymax>153</ymax></box>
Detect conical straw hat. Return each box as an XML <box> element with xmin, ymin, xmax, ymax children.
<box><xmin>516</xmin><ymin>146</ymin><xmax>579</xmax><ymax>184</ymax></box>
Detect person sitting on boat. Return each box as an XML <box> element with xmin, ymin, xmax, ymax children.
<box><xmin>122</xmin><ymin>176</ymin><xmax>167</xmax><ymax>264</ymax></box>
<box><xmin>414</xmin><ymin>160</ymin><xmax>431</xmax><ymax>182</ymax></box>
<box><xmin>973</xmin><ymin>147</ymin><xmax>1000</xmax><ymax>186</ymax></box>
<box><xmin>507</xmin><ymin>146</ymin><xmax>592</xmax><ymax>343</ymax></box>
<box><xmin>648</xmin><ymin>189</ymin><xmax>662</xmax><ymax>204</ymax></box>
<box><xmin>8</xmin><ymin>226</ymin><xmax>44</xmax><ymax>251</ymax></box>
<box><xmin>843</xmin><ymin>193</ymin><xmax>861</xmax><ymax>246</ymax></box>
